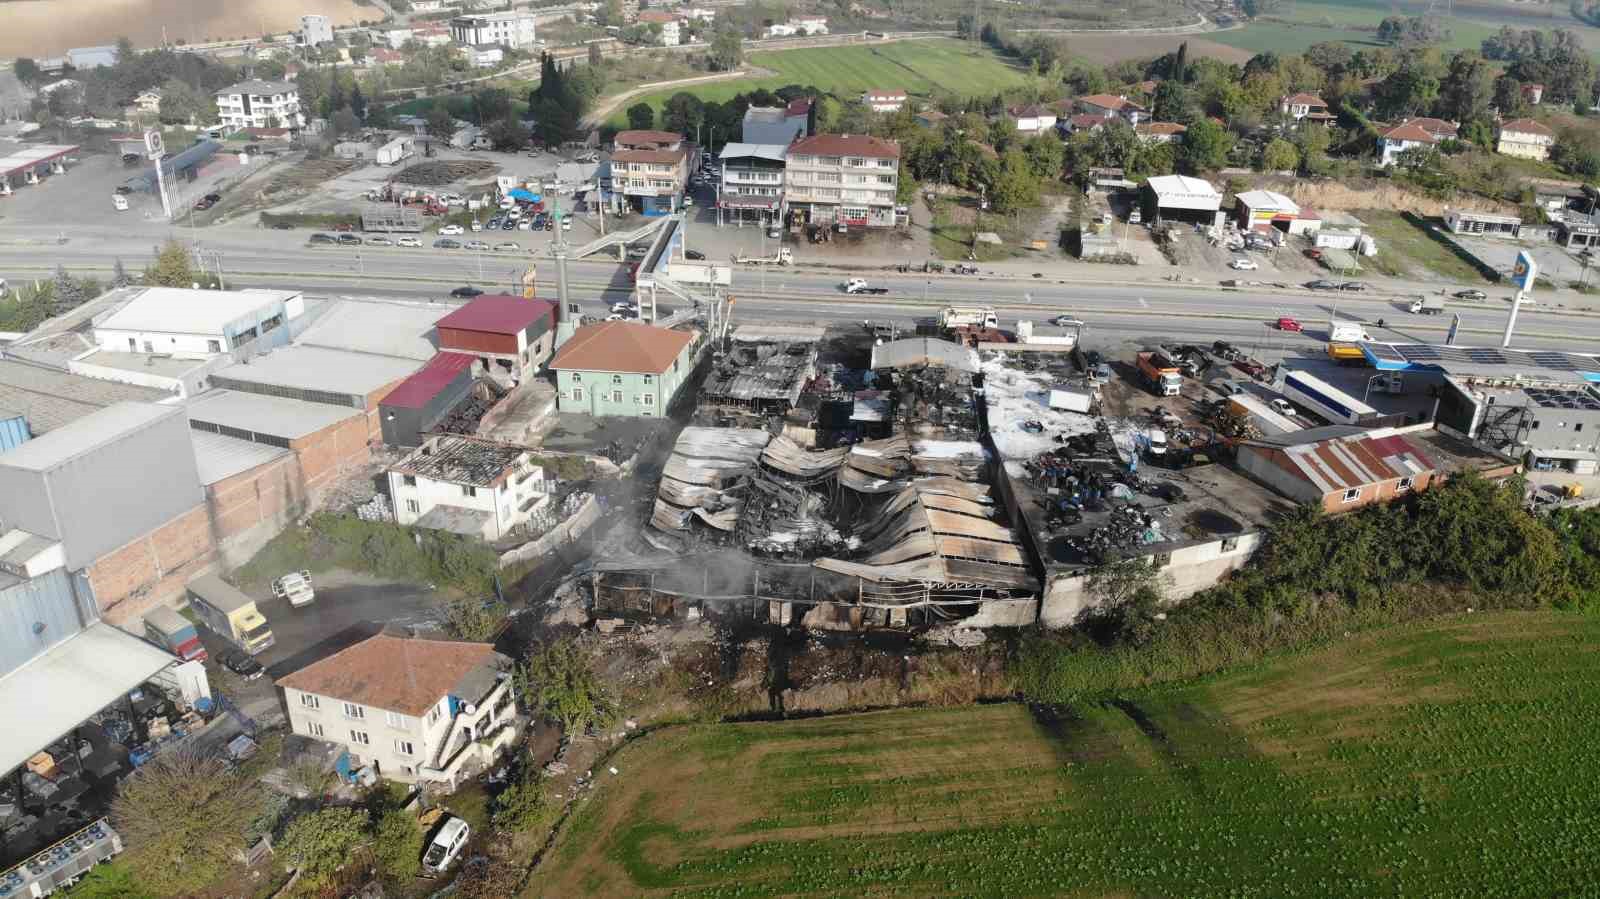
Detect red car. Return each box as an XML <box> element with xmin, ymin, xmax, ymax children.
<box><xmin>1276</xmin><ymin>316</ymin><xmax>1302</xmax><ymax>332</ymax></box>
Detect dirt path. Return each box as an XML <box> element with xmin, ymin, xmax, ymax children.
<box><xmin>582</xmin><ymin>66</ymin><xmax>774</xmax><ymax>128</ymax></box>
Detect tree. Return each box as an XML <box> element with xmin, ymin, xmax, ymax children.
<box><xmin>1259</xmin><ymin>136</ymin><xmax>1300</xmax><ymax>172</ymax></box>
<box><xmin>350</xmin><ymin>81</ymin><xmax>368</xmax><ymax>120</ymax></box>
<box><xmin>484</xmin><ymin>116</ymin><xmax>528</xmax><ymax>151</ymax></box>
<box><xmin>492</xmin><ymin>767</ymin><xmax>555</xmax><ymax>832</ymax></box>
<box><xmin>626</xmin><ymin>102</ymin><xmax>655</xmax><ymax>130</ymax></box>
<box><xmin>426</xmin><ymin>100</ymin><xmax>458</xmax><ymax>142</ymax></box>
<box><xmin>51</xmin><ymin>264</ymin><xmax>87</xmax><ymax>313</ymax></box>
<box><xmin>143</xmin><ymin>239</ymin><xmax>203</xmax><ymax>288</ymax></box>
<box><xmin>518</xmin><ymin>637</ymin><xmax>619</xmax><ymax>733</ymax></box>
<box><xmin>988</xmin><ymin>149</ymin><xmax>1038</xmax><ymax>215</ymax></box>
<box><xmin>473</xmin><ymin>87</ymin><xmax>512</xmax><ymax>125</ymax></box>
<box><xmin>1151</xmin><ymin>81</ymin><xmax>1192</xmax><ymax>124</ymax></box>
<box><xmin>1436</xmin><ymin>52</ymin><xmax>1494</xmax><ymax>125</ymax></box>
<box><xmin>709</xmin><ymin>24</ymin><xmax>743</xmax><ymax>72</ymax></box>
<box><xmin>111</xmin><ymin>754</ymin><xmax>263</xmax><ymax>897</ymax></box>
<box><xmin>110</xmin><ymin>257</ymin><xmax>132</xmax><ymax>288</ymax></box>
<box><xmin>371</xmin><ymin>808</ymin><xmax>423</xmax><ymax>882</ymax></box>
<box><xmin>661</xmin><ymin>91</ymin><xmax>704</xmax><ymax>134</ymax></box>
<box><xmin>588</xmin><ymin>41</ymin><xmax>604</xmax><ymax>67</ymax></box>
<box><xmin>331</xmin><ymin>107</ymin><xmax>361</xmax><ymax>138</ymax></box>
<box><xmin>1493</xmin><ymin>74</ymin><xmax>1530</xmax><ymax>118</ymax></box>
<box><xmin>278</xmin><ymin>807</ymin><xmax>368</xmax><ymax>891</ymax></box>
<box><xmin>13</xmin><ymin>58</ymin><xmax>40</xmax><ymax>85</ymax></box>
<box><xmin>454</xmin><ymin>856</ymin><xmax>526</xmax><ymax>899</ymax></box>
<box><xmin>1181</xmin><ymin>117</ymin><xmax>1232</xmax><ymax>172</ymax></box>
<box><xmin>157</xmin><ymin>77</ymin><xmax>213</xmax><ymax>124</ymax></box>
<box><xmin>1022</xmin><ymin>133</ymin><xmax>1064</xmax><ymax>181</ymax></box>
<box><xmin>1083</xmin><ymin>559</ymin><xmax>1168</xmax><ymax>646</ymax></box>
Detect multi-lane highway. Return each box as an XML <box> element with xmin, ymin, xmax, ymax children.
<box><xmin>1</xmin><ymin>225</ymin><xmax>1596</xmax><ymax>356</ymax></box>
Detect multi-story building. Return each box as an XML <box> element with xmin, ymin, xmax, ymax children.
<box><xmin>434</xmin><ymin>294</ymin><xmax>560</xmax><ymax>388</ymax></box>
<box><xmin>784</xmin><ymin>134</ymin><xmax>899</xmax><ymax>229</ymax></box>
<box><xmin>1279</xmin><ymin>92</ymin><xmax>1334</xmax><ymax>123</ymax></box>
<box><xmin>1376</xmin><ymin>117</ymin><xmax>1458</xmax><ymax>166</ymax></box>
<box><xmin>611</xmin><ymin>130</ymin><xmax>689</xmax><ymax>215</ymax></box>
<box><xmin>449</xmin><ymin>12</ymin><xmax>537</xmax><ymax>49</ymax></box>
<box><xmin>717</xmin><ymin>143</ymin><xmax>786</xmax><ymax>227</ymax></box>
<box><xmin>1496</xmin><ymin>118</ymin><xmax>1555</xmax><ymax>161</ymax></box>
<box><xmin>388</xmin><ymin>435</ymin><xmax>555</xmax><ymax>540</ymax></box>
<box><xmin>301</xmin><ymin>14</ymin><xmax>334</xmax><ymax>46</ymax></box>
<box><xmin>215</xmin><ymin>80</ymin><xmax>303</xmax><ymax>130</ymax></box>
<box><xmin>551</xmin><ymin>321</ymin><xmax>696</xmax><ymax>418</ymax></box>
<box><xmin>277</xmin><ymin>632</ymin><xmax>522</xmax><ymax>788</ymax></box>
<box><xmin>637</xmin><ymin>10</ymin><xmax>681</xmax><ymax>45</ymax></box>
<box><xmin>461</xmin><ymin>44</ymin><xmax>504</xmax><ymax>68</ymax></box>
<box><xmin>1075</xmin><ymin>94</ymin><xmax>1146</xmax><ymax>125</ymax></box>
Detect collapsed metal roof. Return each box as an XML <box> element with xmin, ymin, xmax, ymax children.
<box><xmin>870</xmin><ymin>338</ymin><xmax>980</xmax><ymax>373</ymax></box>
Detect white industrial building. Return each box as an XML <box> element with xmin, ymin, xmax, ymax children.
<box><xmin>1139</xmin><ymin>174</ymin><xmax>1223</xmax><ymax>227</ymax></box>
<box><xmin>93</xmin><ymin>288</ymin><xmax>304</xmax><ymax>357</ymax></box>
<box><xmin>388</xmin><ymin>435</ymin><xmax>555</xmax><ymax>540</ymax></box>
<box><xmin>449</xmin><ymin>12</ymin><xmax>537</xmax><ymax>49</ymax></box>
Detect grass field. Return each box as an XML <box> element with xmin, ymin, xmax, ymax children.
<box><xmin>605</xmin><ymin>39</ymin><xmax>1029</xmax><ymax>127</ymax></box>
<box><xmin>1209</xmin><ymin>0</ymin><xmax>1600</xmax><ymax>59</ymax></box>
<box><xmin>531</xmin><ymin>611</ymin><xmax>1600</xmax><ymax>896</ymax></box>
<box><xmin>1359</xmin><ymin>208</ymin><xmax>1499</xmax><ymax>283</ymax></box>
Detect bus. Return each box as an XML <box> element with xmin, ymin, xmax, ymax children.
<box><xmin>185</xmin><ymin>574</ymin><xmax>275</xmax><ymax>656</ymax></box>
<box><xmin>1278</xmin><ymin>370</ymin><xmax>1379</xmax><ymax>426</ymax></box>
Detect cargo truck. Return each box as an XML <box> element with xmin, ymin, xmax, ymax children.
<box><xmin>1327</xmin><ymin>320</ymin><xmax>1372</xmax><ymax>343</ymax></box>
<box><xmin>185</xmin><ymin>574</ymin><xmax>275</xmax><ymax>656</ymax></box>
<box><xmin>1325</xmin><ymin>342</ymin><xmax>1367</xmax><ymax>365</ymax></box>
<box><xmin>1409</xmin><ymin>296</ymin><xmax>1446</xmax><ymax>315</ymax></box>
<box><xmin>1136</xmin><ymin>351</ymin><xmax>1183</xmax><ymax>396</ymax></box>
<box><xmin>143</xmin><ymin>605</ymin><xmax>208</xmax><ymax>662</ymax></box>
<box><xmin>939</xmin><ymin>306</ymin><xmax>999</xmax><ymax>329</ymax></box>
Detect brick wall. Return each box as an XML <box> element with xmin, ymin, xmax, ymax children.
<box><xmin>294</xmin><ymin>414</ymin><xmax>374</xmax><ymax>498</ymax></box>
<box><xmin>206</xmin><ymin>452</ymin><xmax>310</xmax><ymax>567</ymax></box>
<box><xmin>1316</xmin><ymin>470</ymin><xmax>1436</xmax><ymax>513</ymax></box>
<box><xmin>91</xmin><ymin>503</ymin><xmax>219</xmax><ymax>627</ymax></box>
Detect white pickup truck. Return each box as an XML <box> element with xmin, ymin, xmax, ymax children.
<box><xmin>272</xmin><ymin>570</ymin><xmax>316</xmax><ymax>608</ymax></box>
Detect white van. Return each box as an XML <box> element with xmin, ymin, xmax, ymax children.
<box><xmin>422</xmin><ymin>816</ymin><xmax>470</xmax><ymax>875</ymax></box>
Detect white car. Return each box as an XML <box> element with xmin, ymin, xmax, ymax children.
<box><xmin>683</xmin><ymin>195</ymin><xmax>694</xmax><ymax>207</ymax></box>
<box><xmin>397</xmin><ymin>237</ymin><xmax>422</xmax><ymax>248</ymax></box>
<box><xmin>1270</xmin><ymin>398</ymin><xmax>1295</xmax><ymax>417</ymax></box>
<box><xmin>365</xmin><ymin>236</ymin><xmax>392</xmax><ymax>246</ymax></box>
<box><xmin>469</xmin><ymin>220</ymin><xmax>482</xmax><ymax>232</ymax></box>
<box><xmin>438</xmin><ymin>224</ymin><xmax>464</xmax><ymax>236</ymax></box>
<box><xmin>1229</xmin><ymin>258</ymin><xmax>1259</xmax><ymax>271</ymax></box>
<box><xmin>422</xmin><ymin>816</ymin><xmax>469</xmax><ymax>875</ymax></box>
<box><xmin>1147</xmin><ymin>428</ymin><xmax>1168</xmax><ymax>455</ymax></box>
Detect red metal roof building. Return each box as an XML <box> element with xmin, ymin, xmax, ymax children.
<box><xmin>378</xmin><ymin>352</ymin><xmax>477</xmax><ymax>447</ymax></box>
<box><xmin>435</xmin><ymin>295</ymin><xmax>559</xmax><ymax>387</ymax></box>
<box><xmin>1238</xmin><ymin>425</ymin><xmax>1438</xmax><ymax>513</ymax></box>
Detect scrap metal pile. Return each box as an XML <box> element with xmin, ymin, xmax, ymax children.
<box><xmin>430</xmin><ymin>380</ymin><xmax>505</xmax><ymax>437</ymax></box>
<box><xmin>698</xmin><ymin>342</ymin><xmax>819</xmax><ymax>421</ymax></box>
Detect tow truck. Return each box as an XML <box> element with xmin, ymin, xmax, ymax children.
<box><xmin>734</xmin><ymin>247</ymin><xmax>794</xmax><ymax>266</ymax></box>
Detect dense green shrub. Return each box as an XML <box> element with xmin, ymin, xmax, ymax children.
<box><xmin>234</xmin><ymin>513</ymin><xmax>497</xmax><ymax>596</ymax></box>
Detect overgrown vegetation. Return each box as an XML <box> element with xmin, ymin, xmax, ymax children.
<box><xmin>111</xmin><ymin>753</ymin><xmax>264</xmax><ymax>897</ymax></box>
<box><xmin>517</xmin><ymin>637</ymin><xmax>620</xmax><ymax>734</ymax></box>
<box><xmin>233</xmin><ymin>512</ymin><xmax>497</xmax><ymax>596</ymax></box>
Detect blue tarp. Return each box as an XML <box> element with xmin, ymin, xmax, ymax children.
<box><xmin>508</xmin><ymin>188</ymin><xmax>541</xmax><ymax>202</ymax></box>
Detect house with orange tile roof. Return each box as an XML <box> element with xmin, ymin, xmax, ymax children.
<box><xmin>1495</xmin><ymin>117</ymin><xmax>1556</xmax><ymax>161</ymax></box>
<box><xmin>1376</xmin><ymin>117</ymin><xmax>1459</xmax><ymax>166</ymax></box>
<box><xmin>550</xmin><ymin>321</ymin><xmax>697</xmax><ymax>417</ymax></box>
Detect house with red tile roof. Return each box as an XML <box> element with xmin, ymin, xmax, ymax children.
<box><xmin>1135</xmin><ymin>121</ymin><xmax>1187</xmax><ymax>144</ymax></box>
<box><xmin>550</xmin><ymin>321</ymin><xmax>697</xmax><ymax>417</ymax></box>
<box><xmin>1496</xmin><ymin>117</ymin><xmax>1556</xmax><ymax>161</ymax></box>
<box><xmin>1280</xmin><ymin>92</ymin><xmax>1334</xmax><ymax>123</ymax></box>
<box><xmin>785</xmin><ymin>133</ymin><xmax>901</xmax><ymax>228</ymax></box>
<box><xmin>1074</xmin><ymin>94</ymin><xmax>1146</xmax><ymax>125</ymax></box>
<box><xmin>1238</xmin><ymin>425</ymin><xmax>1439</xmax><ymax>513</ymax></box>
<box><xmin>1376</xmin><ymin>117</ymin><xmax>1459</xmax><ymax>166</ymax></box>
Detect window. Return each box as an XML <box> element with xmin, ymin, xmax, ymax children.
<box><xmin>142</xmin><ymin>340</ymin><xmax>153</xmax><ymax>352</ymax></box>
<box><xmin>127</xmin><ymin>338</ymin><xmax>136</xmax><ymax>350</ymax></box>
<box><xmin>642</xmin><ymin>374</ymin><xmax>653</xmax><ymax>384</ymax></box>
<box><xmin>402</xmin><ymin>475</ymin><xmax>417</xmax><ymax>487</ymax></box>
<box><xmin>820</xmin><ymin>156</ymin><xmax>841</xmax><ymax>166</ymax></box>
<box><xmin>1396</xmin><ymin>476</ymin><xmax>1414</xmax><ymax>491</ymax></box>
<box><xmin>1221</xmin><ymin>537</ymin><xmax>1240</xmax><ymax>553</ymax></box>
<box><xmin>572</xmin><ymin>387</ymin><xmax>584</xmax><ymax>401</ymax></box>
<box><xmin>572</xmin><ymin>372</ymin><xmax>583</xmax><ymax>382</ymax></box>
<box><xmin>612</xmin><ymin>374</ymin><xmax>623</xmax><ymax>384</ymax></box>
<box><xmin>642</xmin><ymin>393</ymin><xmax>654</xmax><ymax>405</ymax></box>
<box><xmin>386</xmin><ymin>711</ymin><xmax>409</xmax><ymax>729</ymax></box>
<box><xmin>305</xmin><ymin>721</ymin><xmax>324</xmax><ymax>738</ymax></box>
<box><xmin>405</xmin><ymin>498</ymin><xmax>419</xmax><ymax>514</ymax></box>
<box><xmin>462</xmin><ymin>485</ymin><xmax>477</xmax><ymax>497</ymax></box>
<box><xmin>300</xmin><ymin>694</ymin><xmax>320</xmax><ymax>710</ymax></box>
<box><xmin>350</xmin><ymin>730</ymin><xmax>371</xmax><ymax>746</ymax></box>
<box><xmin>1342</xmin><ymin>487</ymin><xmax>1363</xmax><ymax>503</ymax></box>
<box><xmin>207</xmin><ymin>339</ymin><xmax>222</xmax><ymax>353</ymax></box>
<box><xmin>394</xmin><ymin>740</ymin><xmax>415</xmax><ymax>756</ymax></box>
<box><xmin>343</xmin><ymin>702</ymin><xmax>365</xmax><ymax>719</ymax></box>
<box><xmin>790</xmin><ymin>154</ymin><xmax>813</xmax><ymax>164</ymax></box>
<box><xmin>612</xmin><ymin>390</ymin><xmax>623</xmax><ymax>403</ymax></box>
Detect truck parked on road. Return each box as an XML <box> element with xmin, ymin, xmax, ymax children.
<box><xmin>735</xmin><ymin>247</ymin><xmax>793</xmax><ymax>266</ymax></box>
<box><xmin>1327</xmin><ymin>320</ymin><xmax>1372</xmax><ymax>343</ymax></box>
<box><xmin>1137</xmin><ymin>351</ymin><xmax>1183</xmax><ymax>396</ymax></box>
<box><xmin>1409</xmin><ymin>296</ymin><xmax>1446</xmax><ymax>315</ymax></box>
<box><xmin>185</xmin><ymin>574</ymin><xmax>275</xmax><ymax>656</ymax></box>
<box><xmin>143</xmin><ymin>605</ymin><xmax>208</xmax><ymax>663</ymax></box>
<box><xmin>1326</xmin><ymin>342</ymin><xmax>1366</xmax><ymax>365</ymax></box>
<box><xmin>939</xmin><ymin>306</ymin><xmax>999</xmax><ymax>329</ymax></box>
<box><xmin>842</xmin><ymin>278</ymin><xmax>888</xmax><ymax>295</ymax></box>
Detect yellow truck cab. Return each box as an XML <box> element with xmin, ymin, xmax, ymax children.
<box><xmin>185</xmin><ymin>574</ymin><xmax>275</xmax><ymax>656</ymax></box>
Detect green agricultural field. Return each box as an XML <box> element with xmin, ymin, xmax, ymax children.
<box><xmin>1210</xmin><ymin>0</ymin><xmax>1600</xmax><ymax>58</ymax></box>
<box><xmin>606</xmin><ymin>39</ymin><xmax>1029</xmax><ymax>127</ymax></box>
<box><xmin>531</xmin><ymin>611</ymin><xmax>1600</xmax><ymax>896</ymax></box>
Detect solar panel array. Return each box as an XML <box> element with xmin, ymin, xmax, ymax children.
<box><xmin>1523</xmin><ymin>387</ymin><xmax>1600</xmax><ymax>411</ymax></box>
<box><xmin>1359</xmin><ymin>343</ymin><xmax>1600</xmax><ymax>375</ymax></box>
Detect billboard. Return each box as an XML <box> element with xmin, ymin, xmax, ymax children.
<box><xmin>1511</xmin><ymin>250</ymin><xmax>1538</xmax><ymax>292</ymax></box>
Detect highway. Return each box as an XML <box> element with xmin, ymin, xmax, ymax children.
<box><xmin>1</xmin><ymin>226</ymin><xmax>1597</xmax><ymax>357</ymax></box>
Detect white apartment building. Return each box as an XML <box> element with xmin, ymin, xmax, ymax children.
<box><xmin>301</xmin><ymin>14</ymin><xmax>334</xmax><ymax>46</ymax></box>
<box><xmin>1496</xmin><ymin>118</ymin><xmax>1556</xmax><ymax>162</ymax></box>
<box><xmin>215</xmin><ymin>80</ymin><xmax>304</xmax><ymax>129</ymax></box>
<box><xmin>717</xmin><ymin>142</ymin><xmax>786</xmax><ymax>227</ymax></box>
<box><xmin>278</xmin><ymin>633</ymin><xmax>522</xmax><ymax>788</ymax></box>
<box><xmin>450</xmin><ymin>12</ymin><xmax>537</xmax><ymax>49</ymax></box>
<box><xmin>785</xmin><ymin>134</ymin><xmax>900</xmax><ymax>228</ymax></box>
<box><xmin>860</xmin><ymin>89</ymin><xmax>907</xmax><ymax>113</ymax></box>
<box><xmin>388</xmin><ymin>435</ymin><xmax>555</xmax><ymax>541</ymax></box>
<box><xmin>94</xmin><ymin>287</ymin><xmax>304</xmax><ymax>357</ymax></box>
<box><xmin>611</xmin><ymin>130</ymin><xmax>689</xmax><ymax>215</ymax></box>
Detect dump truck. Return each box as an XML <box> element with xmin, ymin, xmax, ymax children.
<box><xmin>939</xmin><ymin>306</ymin><xmax>999</xmax><ymax>330</ymax></box>
<box><xmin>1328</xmin><ymin>320</ymin><xmax>1372</xmax><ymax>343</ymax></box>
<box><xmin>1326</xmin><ymin>342</ymin><xmax>1366</xmax><ymax>365</ymax></box>
<box><xmin>1409</xmin><ymin>296</ymin><xmax>1446</xmax><ymax>315</ymax></box>
<box><xmin>1137</xmin><ymin>351</ymin><xmax>1183</xmax><ymax>396</ymax></box>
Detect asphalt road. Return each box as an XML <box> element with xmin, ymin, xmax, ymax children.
<box><xmin>0</xmin><ymin>225</ymin><xmax>1592</xmax><ymax>354</ymax></box>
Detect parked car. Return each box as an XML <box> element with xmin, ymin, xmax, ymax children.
<box><xmin>1454</xmin><ymin>288</ymin><xmax>1487</xmax><ymax>300</ymax></box>
<box><xmin>1234</xmin><ymin>358</ymin><xmax>1267</xmax><ymax>378</ymax></box>
<box><xmin>561</xmin><ymin>215</ymin><xmax>573</xmax><ymax>231</ymax></box>
<box><xmin>685</xmin><ymin>249</ymin><xmax>706</xmax><ymax>260</ymax></box>
<box><xmin>1276</xmin><ymin>316</ymin><xmax>1302</xmax><ymax>332</ymax></box>
<box><xmin>625</xmin><ymin>245</ymin><xmax>648</xmax><ymax>259</ymax></box>
<box><xmin>438</xmin><ymin>224</ymin><xmax>464</xmax><ymax>235</ymax></box>
<box><xmin>310</xmin><ymin>233</ymin><xmax>337</xmax><ymax>244</ymax></box>
<box><xmin>469</xmin><ymin>220</ymin><xmax>482</xmax><ymax>232</ymax></box>
<box><xmin>450</xmin><ymin>286</ymin><xmax>483</xmax><ymax>298</ymax></box>
<box><xmin>1270</xmin><ymin>398</ymin><xmax>1295</xmax><ymax>417</ymax></box>
<box><xmin>1338</xmin><ymin>281</ymin><xmax>1370</xmax><ymax>292</ymax></box>
<box><xmin>366</xmin><ymin>236</ymin><xmax>392</xmax><ymax>246</ymax></box>
<box><xmin>422</xmin><ymin>816</ymin><xmax>470</xmax><ymax>875</ymax></box>
<box><xmin>464</xmin><ymin>240</ymin><xmax>490</xmax><ymax>251</ymax></box>
<box><xmin>1305</xmin><ymin>279</ymin><xmax>1339</xmax><ymax>290</ymax></box>
<box><xmin>1212</xmin><ymin>379</ymin><xmax>1246</xmax><ymax>396</ymax></box>
<box><xmin>502</xmin><ymin>219</ymin><xmax>517</xmax><ymax>231</ymax></box>
<box><xmin>518</xmin><ymin>220</ymin><xmax>532</xmax><ymax>231</ymax></box>
<box><xmin>337</xmin><ymin>233</ymin><xmax>361</xmax><ymax>245</ymax></box>
<box><xmin>1229</xmin><ymin>258</ymin><xmax>1259</xmax><ymax>271</ymax></box>
<box><xmin>434</xmin><ymin>238</ymin><xmax>462</xmax><ymax>249</ymax></box>
<box><xmin>1051</xmin><ymin>314</ymin><xmax>1080</xmax><ymax>327</ymax></box>
<box><xmin>494</xmin><ymin>241</ymin><xmax>520</xmax><ymax>251</ymax></box>
<box><xmin>398</xmin><ymin>236</ymin><xmax>422</xmax><ymax>248</ymax></box>
<box><xmin>217</xmin><ymin>646</ymin><xmax>263</xmax><ymax>681</ymax></box>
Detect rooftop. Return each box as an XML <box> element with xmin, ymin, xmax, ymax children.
<box><xmin>186</xmin><ymin>389</ymin><xmax>362</xmax><ymax>441</ymax></box>
<box><xmin>788</xmin><ymin>133</ymin><xmax>900</xmax><ymax>159</ymax></box>
<box><xmin>189</xmin><ymin>428</ymin><xmax>291</xmax><ymax>484</ymax></box>
<box><xmin>1283</xmin><ymin>91</ymin><xmax>1328</xmax><ymax>106</ymax></box>
<box><xmin>614</xmin><ymin>129</ymin><xmax>682</xmax><ymax>148</ymax></box>
<box><xmin>550</xmin><ymin>321</ymin><xmax>693</xmax><ymax>374</ymax></box>
<box><xmin>700</xmin><ymin>342</ymin><xmax>817</xmax><ymax>405</ymax></box>
<box><xmin>1236</xmin><ymin>189</ymin><xmax>1299</xmax><ymax>212</ymax></box>
<box><xmin>1145</xmin><ymin>174</ymin><xmax>1222</xmax><ymax>204</ymax></box>
<box><xmin>0</xmin><ymin>402</ymin><xmax>178</xmax><ymax>473</ymax></box>
<box><xmin>295</xmin><ymin>299</ymin><xmax>451</xmax><ymax>362</ymax></box>
<box><xmin>381</xmin><ymin>352</ymin><xmax>476</xmax><ymax>410</ymax></box>
<box><xmin>719</xmin><ymin>142</ymin><xmax>788</xmax><ymax>163</ymax></box>
<box><xmin>1245</xmin><ymin>426</ymin><xmax>1436</xmax><ymax>492</ymax></box>
<box><xmin>1500</xmin><ymin>117</ymin><xmax>1555</xmax><ymax>137</ymax></box>
<box><xmin>391</xmin><ymin>435</ymin><xmax>526</xmax><ymax>486</ymax></box>
<box><xmin>612</xmin><ymin>146</ymin><xmax>687</xmax><ymax>165</ymax></box>
<box><xmin>435</xmin><ymin>295</ymin><xmax>556</xmax><ymax>336</ymax></box>
<box><xmin>218</xmin><ymin>79</ymin><xmax>297</xmax><ymax>95</ymax></box>
<box><xmin>213</xmin><ymin>345</ymin><xmax>420</xmax><ymax>398</ymax></box>
<box><xmin>276</xmin><ymin>633</ymin><xmax>506</xmax><ymax>717</ymax></box>
<box><xmin>1078</xmin><ymin>93</ymin><xmax>1144</xmax><ymax>111</ymax></box>
<box><xmin>72</xmin><ymin>349</ymin><xmax>214</xmax><ymax>379</ymax></box>
<box><xmin>1363</xmin><ymin>342</ymin><xmax>1600</xmax><ymax>381</ymax></box>
<box><xmin>95</xmin><ymin>287</ymin><xmax>297</xmax><ymax>336</ymax></box>
<box><xmin>0</xmin><ymin>359</ymin><xmax>171</xmax><ymax>433</ymax></box>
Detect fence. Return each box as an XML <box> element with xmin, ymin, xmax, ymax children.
<box><xmin>498</xmin><ymin>494</ymin><xmax>602</xmax><ymax>569</ymax></box>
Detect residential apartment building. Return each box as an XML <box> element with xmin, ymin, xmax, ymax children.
<box><xmin>861</xmin><ymin>89</ymin><xmax>907</xmax><ymax>113</ymax></box>
<box><xmin>388</xmin><ymin>435</ymin><xmax>554</xmax><ymax>540</ymax></box>
<box><xmin>784</xmin><ymin>134</ymin><xmax>899</xmax><ymax>229</ymax></box>
<box><xmin>1376</xmin><ymin>117</ymin><xmax>1458</xmax><ymax>166</ymax></box>
<box><xmin>1496</xmin><ymin>118</ymin><xmax>1555</xmax><ymax>161</ymax></box>
<box><xmin>611</xmin><ymin>130</ymin><xmax>689</xmax><ymax>215</ymax></box>
<box><xmin>461</xmin><ymin>44</ymin><xmax>504</xmax><ymax>68</ymax></box>
<box><xmin>277</xmin><ymin>632</ymin><xmax>522</xmax><ymax>788</ymax></box>
<box><xmin>717</xmin><ymin>143</ymin><xmax>786</xmax><ymax>227</ymax></box>
<box><xmin>215</xmin><ymin>80</ymin><xmax>303</xmax><ymax>130</ymax></box>
<box><xmin>449</xmin><ymin>12</ymin><xmax>537</xmax><ymax>49</ymax></box>
<box><xmin>637</xmin><ymin>10</ymin><xmax>681</xmax><ymax>45</ymax></box>
<box><xmin>551</xmin><ymin>321</ymin><xmax>696</xmax><ymax>418</ymax></box>
<box><xmin>301</xmin><ymin>14</ymin><xmax>334</xmax><ymax>46</ymax></box>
